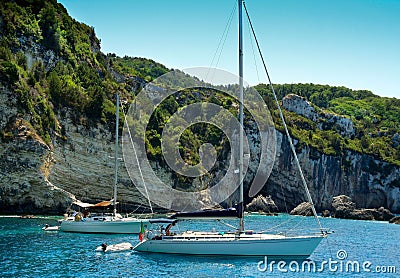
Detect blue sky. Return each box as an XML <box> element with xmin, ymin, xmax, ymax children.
<box><xmin>59</xmin><ymin>0</ymin><xmax>399</xmax><ymax>98</ymax></box>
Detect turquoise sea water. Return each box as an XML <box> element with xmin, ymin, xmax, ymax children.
<box><xmin>0</xmin><ymin>214</ymin><xmax>398</xmax><ymax>277</ymax></box>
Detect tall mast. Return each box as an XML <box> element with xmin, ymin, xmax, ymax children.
<box><xmin>113</xmin><ymin>93</ymin><xmax>120</xmax><ymax>218</ymax></box>
<box><xmin>238</xmin><ymin>0</ymin><xmax>244</xmax><ymax>233</ymax></box>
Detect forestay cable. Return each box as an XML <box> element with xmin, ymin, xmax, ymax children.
<box><xmin>243</xmin><ymin>1</ymin><xmax>324</xmax><ymax>233</ymax></box>
<box><xmin>123</xmin><ymin>111</ymin><xmax>154</xmax><ymax>214</ymax></box>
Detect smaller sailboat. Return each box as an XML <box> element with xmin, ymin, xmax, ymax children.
<box><xmin>133</xmin><ymin>0</ymin><xmax>328</xmax><ymax>257</ymax></box>
<box><xmin>59</xmin><ymin>94</ymin><xmax>150</xmax><ymax>234</ymax></box>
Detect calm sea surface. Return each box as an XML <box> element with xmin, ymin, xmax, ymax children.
<box><xmin>0</xmin><ymin>214</ymin><xmax>398</xmax><ymax>277</ymax></box>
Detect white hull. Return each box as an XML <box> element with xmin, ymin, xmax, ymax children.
<box><xmin>134</xmin><ymin>232</ymin><xmax>324</xmax><ymax>257</ymax></box>
<box><xmin>42</xmin><ymin>226</ymin><xmax>60</xmax><ymax>231</ymax></box>
<box><xmin>60</xmin><ymin>218</ymin><xmax>149</xmax><ymax>234</ymax></box>
<box><xmin>95</xmin><ymin>242</ymin><xmax>133</xmax><ymax>252</ymax></box>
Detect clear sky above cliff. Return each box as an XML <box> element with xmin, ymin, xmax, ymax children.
<box><xmin>59</xmin><ymin>0</ymin><xmax>399</xmax><ymax>98</ymax></box>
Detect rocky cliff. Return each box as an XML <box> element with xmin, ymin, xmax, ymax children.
<box><xmin>3</xmin><ymin>104</ymin><xmax>399</xmax><ymax>214</ymax></box>
<box><xmin>258</xmin><ymin>95</ymin><xmax>400</xmax><ymax>213</ymax></box>
<box><xmin>261</xmin><ymin>131</ymin><xmax>400</xmax><ymax>213</ymax></box>
<box><xmin>0</xmin><ymin>86</ymin><xmax>70</xmax><ymax>213</ymax></box>
<box><xmin>1</xmin><ymin>0</ymin><xmax>399</xmax><ymax>215</ymax></box>
<box><xmin>0</xmin><ymin>86</ymin><xmax>150</xmax><ymax>214</ymax></box>
<box><xmin>0</xmin><ymin>0</ymin><xmax>156</xmax><ymax>214</ymax></box>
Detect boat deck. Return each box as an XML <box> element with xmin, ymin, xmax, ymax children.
<box><xmin>161</xmin><ymin>231</ymin><xmax>321</xmax><ymax>241</ymax></box>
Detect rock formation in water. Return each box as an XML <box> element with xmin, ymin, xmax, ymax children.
<box><xmin>389</xmin><ymin>216</ymin><xmax>400</xmax><ymax>224</ymax></box>
<box><xmin>331</xmin><ymin>195</ymin><xmax>394</xmax><ymax>221</ymax></box>
<box><xmin>246</xmin><ymin>195</ymin><xmax>278</xmax><ymax>214</ymax></box>
<box><xmin>287</xmin><ymin>195</ymin><xmax>394</xmax><ymax>221</ymax></box>
<box><xmin>290</xmin><ymin>202</ymin><xmax>313</xmax><ymax>216</ymax></box>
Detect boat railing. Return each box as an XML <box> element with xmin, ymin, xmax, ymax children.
<box><xmin>158</xmin><ymin>233</ymin><xmax>314</xmax><ymax>240</ymax></box>
<box><xmin>258</xmin><ymin>227</ymin><xmax>331</xmax><ymax>237</ymax></box>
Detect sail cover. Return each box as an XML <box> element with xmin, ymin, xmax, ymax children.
<box><xmin>93</xmin><ymin>200</ymin><xmax>117</xmax><ymax>207</ymax></box>
<box><xmin>72</xmin><ymin>200</ymin><xmax>94</xmax><ymax>208</ymax></box>
<box><xmin>170</xmin><ymin>208</ymin><xmax>239</xmax><ymax>220</ymax></box>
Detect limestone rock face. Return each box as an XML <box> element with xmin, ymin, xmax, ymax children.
<box><xmin>2</xmin><ymin>89</ymin><xmax>400</xmax><ymax>214</ymax></box>
<box><xmin>18</xmin><ymin>36</ymin><xmax>59</xmax><ymax>72</ymax></box>
<box><xmin>282</xmin><ymin>94</ymin><xmax>319</xmax><ymax>122</ymax></box>
<box><xmin>47</xmin><ymin>109</ymin><xmax>155</xmax><ymax>213</ymax></box>
<box><xmin>0</xmin><ymin>80</ymin><xmax>154</xmax><ymax>214</ymax></box>
<box><xmin>290</xmin><ymin>202</ymin><xmax>313</xmax><ymax>216</ymax></box>
<box><xmin>0</xmin><ymin>117</ymin><xmax>74</xmax><ymax>213</ymax></box>
<box><xmin>282</xmin><ymin>94</ymin><xmax>355</xmax><ymax>137</ymax></box>
<box><xmin>261</xmin><ymin>132</ymin><xmax>400</xmax><ymax>214</ymax></box>
<box><xmin>246</xmin><ymin>195</ymin><xmax>278</xmax><ymax>213</ymax></box>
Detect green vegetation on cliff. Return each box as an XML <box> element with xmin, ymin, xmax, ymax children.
<box><xmin>0</xmin><ymin>0</ymin><xmax>168</xmax><ymax>146</ymax></box>
<box><xmin>255</xmin><ymin>84</ymin><xmax>400</xmax><ymax>165</ymax></box>
<box><xmin>109</xmin><ymin>55</ymin><xmax>169</xmax><ymax>82</ymax></box>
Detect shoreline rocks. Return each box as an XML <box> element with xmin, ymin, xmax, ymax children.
<box><xmin>246</xmin><ymin>195</ymin><xmax>278</xmax><ymax>215</ymax></box>
<box><xmin>389</xmin><ymin>216</ymin><xmax>400</xmax><ymax>224</ymax></box>
<box><xmin>288</xmin><ymin>195</ymin><xmax>395</xmax><ymax>221</ymax></box>
<box><xmin>321</xmin><ymin>210</ymin><xmax>331</xmax><ymax>217</ymax></box>
<box><xmin>332</xmin><ymin>195</ymin><xmax>394</xmax><ymax>221</ymax></box>
<box><xmin>290</xmin><ymin>202</ymin><xmax>313</xmax><ymax>216</ymax></box>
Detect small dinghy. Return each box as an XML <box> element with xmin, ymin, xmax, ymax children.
<box><xmin>95</xmin><ymin>242</ymin><xmax>133</xmax><ymax>253</ymax></box>
<box><xmin>42</xmin><ymin>224</ymin><xmax>60</xmax><ymax>231</ymax></box>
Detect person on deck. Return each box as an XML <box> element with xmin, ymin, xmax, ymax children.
<box><xmin>165</xmin><ymin>222</ymin><xmax>175</xmax><ymax>236</ymax></box>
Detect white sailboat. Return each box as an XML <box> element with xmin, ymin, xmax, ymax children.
<box><xmin>133</xmin><ymin>0</ymin><xmax>328</xmax><ymax>256</ymax></box>
<box><xmin>59</xmin><ymin>94</ymin><xmax>151</xmax><ymax>234</ymax></box>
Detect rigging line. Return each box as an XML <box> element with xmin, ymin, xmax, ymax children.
<box><xmin>179</xmin><ymin>198</ymin><xmax>191</xmax><ymax>214</ymax></box>
<box><xmin>283</xmin><ymin>218</ymin><xmax>314</xmax><ymax>235</ymax></box>
<box><xmin>205</xmin><ymin>1</ymin><xmax>236</xmax><ymax>82</ymax></box>
<box><xmin>285</xmin><ymin>216</ymin><xmax>308</xmax><ymax>233</ymax></box>
<box><xmin>243</xmin><ymin>1</ymin><xmax>324</xmax><ymax>233</ymax></box>
<box><xmin>217</xmin><ymin>219</ymin><xmax>237</xmax><ymax>230</ymax></box>
<box><xmin>325</xmin><ymin>234</ymin><xmax>334</xmax><ymax>259</ymax></box>
<box><xmin>260</xmin><ymin>213</ymin><xmax>304</xmax><ymax>233</ymax></box>
<box><xmin>129</xmin><ymin>202</ymin><xmax>153</xmax><ymax>215</ymax></box>
<box><xmin>129</xmin><ymin>204</ymin><xmax>142</xmax><ymax>214</ymax></box>
<box><xmin>260</xmin><ymin>220</ymin><xmax>292</xmax><ymax>233</ymax></box>
<box><xmin>214</xmin><ymin>4</ymin><xmax>235</xmax><ymax>70</ymax></box>
<box><xmin>246</xmin><ymin>15</ymin><xmax>260</xmax><ymax>85</ymax></box>
<box><xmin>122</xmin><ymin>112</ymin><xmax>154</xmax><ymax>214</ymax></box>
